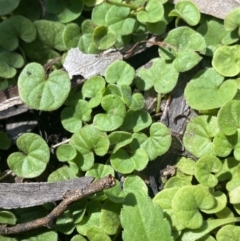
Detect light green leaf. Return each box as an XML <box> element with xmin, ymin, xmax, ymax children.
<box><xmin>110</xmin><ymin>148</ymin><xmax>148</xmax><ymax>174</ymax></box>
<box><xmin>183</xmin><ymin>115</ymin><xmax>219</xmax><ymax>158</ymax></box>
<box><xmin>212</xmin><ymin>45</ymin><xmax>240</xmax><ymax>77</ymax></box>
<box><xmin>185</xmin><ymin>68</ymin><xmax>237</xmax><ymax>110</ymax></box>
<box><xmin>172</xmin><ymin>185</ymin><xmax>215</xmax><ymax>229</ymax></box>
<box><xmin>136</xmin><ymin>58</ymin><xmax>178</xmax><ymax>93</ymax></box>
<box><xmin>176</xmin><ymin>157</ymin><xmax>196</xmax><ymax>176</ymax></box>
<box><xmin>100</xmin><ymin>200</ymin><xmax>121</xmax><ymax>235</ymax></box>
<box><xmin>195</xmin><ymin>156</ymin><xmax>222</xmax><ymax>187</ymax></box>
<box><xmin>63</xmin><ymin>23</ymin><xmax>81</xmax><ymax>50</ymax></box>
<box><xmin>120</xmin><ymin>109</ymin><xmax>152</xmax><ymax>132</ymax></box>
<box><xmin>169</xmin><ymin>0</ymin><xmax>200</xmax><ymax>26</ymax></box>
<box><xmin>86</xmin><ymin>227</ymin><xmax>111</xmax><ymax>241</ymax></box>
<box><xmin>216</xmin><ymin>225</ymin><xmax>240</xmax><ymax>241</ymax></box>
<box><xmin>137</xmin><ymin>0</ymin><xmax>164</xmax><ymax>23</ymax></box>
<box><xmin>224</xmin><ymin>7</ymin><xmax>240</xmax><ymax>33</ymax></box>
<box><xmin>48</xmin><ymin>166</ymin><xmax>77</xmax><ymax>182</ymax></box>
<box><xmin>0</xmin><ymin>211</ymin><xmax>16</xmax><ymax>225</ymax></box>
<box><xmin>61</xmin><ymin>100</ymin><xmax>92</xmax><ymax>133</ymax></box>
<box><xmin>217</xmin><ymin>100</ymin><xmax>240</xmax><ymax>135</ymax></box>
<box><xmin>93</xmin><ymin>95</ymin><xmax>126</xmax><ymax>131</ymax></box>
<box><xmin>121</xmin><ymin>191</ymin><xmax>173</xmax><ymax>241</ymax></box>
<box><xmin>130</xmin><ymin>122</ymin><xmax>171</xmax><ymax>160</ymax></box>
<box><xmin>56</xmin><ymin>144</ymin><xmax>77</xmax><ymax>162</ymax></box>
<box><xmin>123</xmin><ymin>175</ymin><xmax>148</xmax><ymax>195</ymax></box>
<box><xmin>7</xmin><ymin>133</ymin><xmax>50</xmax><ymax>178</ymax></box>
<box><xmin>105</xmin><ymin>60</ymin><xmax>134</xmax><ymax>85</ymax></box>
<box><xmin>18</xmin><ymin>63</ymin><xmax>71</xmax><ymax>111</ymax></box>
<box><xmin>70</xmin><ymin>125</ymin><xmax>109</xmax><ymax>156</ymax></box>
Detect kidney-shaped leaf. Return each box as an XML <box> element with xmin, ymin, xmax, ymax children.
<box><xmin>185</xmin><ymin>68</ymin><xmax>237</xmax><ymax>110</ymax></box>
<box><xmin>18</xmin><ymin>63</ymin><xmax>71</xmax><ymax>111</ymax></box>
<box><xmin>93</xmin><ymin>94</ymin><xmax>126</xmax><ymax>131</ymax></box>
<box><xmin>7</xmin><ymin>133</ymin><xmax>50</xmax><ymax>178</ymax></box>
<box><xmin>130</xmin><ymin>122</ymin><xmax>171</xmax><ymax>160</ymax></box>
<box><xmin>0</xmin><ymin>51</ymin><xmax>24</xmax><ymax>78</ymax></box>
<box><xmin>0</xmin><ymin>0</ymin><xmax>20</xmax><ymax>15</ymax></box>
<box><xmin>172</xmin><ymin>185</ymin><xmax>215</xmax><ymax>229</ymax></box>
<box><xmin>212</xmin><ymin>45</ymin><xmax>240</xmax><ymax>77</ymax></box>
<box><xmin>183</xmin><ymin>115</ymin><xmax>219</xmax><ymax>158</ymax></box>
<box><xmin>70</xmin><ymin>125</ymin><xmax>109</xmax><ymax>156</ymax></box>
<box><xmin>224</xmin><ymin>7</ymin><xmax>240</xmax><ymax>33</ymax></box>
<box><xmin>0</xmin><ymin>15</ymin><xmax>36</xmax><ymax>51</ymax></box>
<box><xmin>169</xmin><ymin>0</ymin><xmax>200</xmax><ymax>26</ymax></box>
<box><xmin>137</xmin><ymin>0</ymin><xmax>164</xmax><ymax>23</ymax></box>
<box><xmin>195</xmin><ymin>156</ymin><xmax>222</xmax><ymax>187</ymax></box>
<box><xmin>136</xmin><ymin>58</ymin><xmax>179</xmax><ymax>93</ymax></box>
<box><xmin>110</xmin><ymin>148</ymin><xmax>148</xmax><ymax>174</ymax></box>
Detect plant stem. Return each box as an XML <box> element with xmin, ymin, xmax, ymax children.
<box><xmin>156</xmin><ymin>93</ymin><xmax>161</xmax><ymax>114</ymax></box>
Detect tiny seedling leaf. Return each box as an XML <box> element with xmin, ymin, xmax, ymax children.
<box><xmin>56</xmin><ymin>144</ymin><xmax>77</xmax><ymax>162</ymax></box>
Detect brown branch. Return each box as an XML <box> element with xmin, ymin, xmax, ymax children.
<box><xmin>0</xmin><ymin>175</ymin><xmax>116</xmax><ymax>236</ymax></box>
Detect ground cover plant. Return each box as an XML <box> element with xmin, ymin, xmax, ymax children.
<box><xmin>1</xmin><ymin>0</ymin><xmax>240</xmax><ymax>240</ymax></box>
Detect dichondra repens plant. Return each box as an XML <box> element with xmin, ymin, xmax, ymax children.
<box><xmin>1</xmin><ymin>0</ymin><xmax>240</xmax><ymax>240</ymax></box>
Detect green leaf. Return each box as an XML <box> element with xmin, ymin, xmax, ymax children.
<box><xmin>63</xmin><ymin>23</ymin><xmax>81</xmax><ymax>50</ymax></box>
<box><xmin>213</xmin><ymin>130</ymin><xmax>240</xmax><ymax>160</ymax></box>
<box><xmin>176</xmin><ymin>157</ymin><xmax>196</xmax><ymax>176</ymax></box>
<box><xmin>76</xmin><ymin>200</ymin><xmax>102</xmax><ymax>236</ymax></box>
<box><xmin>212</xmin><ymin>45</ymin><xmax>240</xmax><ymax>77</ymax></box>
<box><xmin>172</xmin><ymin>185</ymin><xmax>215</xmax><ymax>229</ymax></box>
<box><xmin>0</xmin><ymin>15</ymin><xmax>36</xmax><ymax>51</ymax></box>
<box><xmin>7</xmin><ymin>133</ymin><xmax>50</xmax><ymax>178</ymax></box>
<box><xmin>169</xmin><ymin>0</ymin><xmax>200</xmax><ymax>26</ymax></box>
<box><xmin>110</xmin><ymin>148</ymin><xmax>148</xmax><ymax>174</ymax></box>
<box><xmin>108</xmin><ymin>131</ymin><xmax>133</xmax><ymax>153</ymax></box>
<box><xmin>54</xmin><ymin>0</ymin><xmax>84</xmax><ymax>23</ymax></box>
<box><xmin>0</xmin><ymin>0</ymin><xmax>20</xmax><ymax>15</ymax></box>
<box><xmin>86</xmin><ymin>227</ymin><xmax>111</xmax><ymax>241</ymax></box>
<box><xmin>121</xmin><ymin>109</ymin><xmax>152</xmax><ymax>132</ymax></box>
<box><xmin>121</xmin><ymin>191</ymin><xmax>173</xmax><ymax>241</ymax></box>
<box><xmin>70</xmin><ymin>125</ymin><xmax>109</xmax><ymax>156</ymax></box>
<box><xmin>137</xmin><ymin>0</ymin><xmax>164</xmax><ymax>23</ymax></box>
<box><xmin>21</xmin><ymin>20</ymin><xmax>66</xmax><ymax>63</ymax></box>
<box><xmin>130</xmin><ymin>122</ymin><xmax>171</xmax><ymax>160</ymax></box>
<box><xmin>100</xmin><ymin>200</ymin><xmax>121</xmax><ymax>235</ymax></box>
<box><xmin>93</xmin><ymin>26</ymin><xmax>117</xmax><ymax>50</ymax></box>
<box><xmin>180</xmin><ymin>218</ymin><xmax>240</xmax><ymax>241</ymax></box>
<box><xmin>229</xmin><ymin>186</ymin><xmax>240</xmax><ymax>204</ymax></box>
<box><xmin>71</xmin><ymin>235</ymin><xmax>87</xmax><ymax>241</ymax></box>
<box><xmin>224</xmin><ymin>7</ymin><xmax>240</xmax><ymax>33</ymax></box>
<box><xmin>48</xmin><ymin>166</ymin><xmax>77</xmax><ymax>182</ymax></box>
<box><xmin>105</xmin><ymin>60</ymin><xmax>134</xmax><ymax>85</ymax></box>
<box><xmin>197</xmin><ymin>18</ymin><xmax>238</xmax><ymax>56</ymax></box>
<box><xmin>105</xmin><ymin>5</ymin><xmax>137</xmax><ymax>35</ymax></box>
<box><xmin>216</xmin><ymin>225</ymin><xmax>240</xmax><ymax>241</ymax></box>
<box><xmin>160</xmin><ymin>26</ymin><xmax>206</xmax><ymax>72</ymax></box>
<box><xmin>93</xmin><ymin>95</ymin><xmax>126</xmax><ymax>131</ymax></box>
<box><xmin>217</xmin><ymin>100</ymin><xmax>240</xmax><ymax>135</ymax></box>
<box><xmin>0</xmin><ymin>51</ymin><xmax>24</xmax><ymax>79</ymax></box>
<box><xmin>70</xmin><ymin>151</ymin><xmax>94</xmax><ymax>172</ymax></box>
<box><xmin>20</xmin><ymin>231</ymin><xmax>58</xmax><ymax>241</ymax></box>
<box><xmin>104</xmin><ymin>180</ymin><xmax>125</xmax><ymax>203</ymax></box>
<box><xmin>56</xmin><ymin>144</ymin><xmax>77</xmax><ymax>162</ymax></box>
<box><xmin>123</xmin><ymin>175</ymin><xmax>148</xmax><ymax>195</ymax></box>
<box><xmin>195</xmin><ymin>156</ymin><xmax>222</xmax><ymax>187</ymax></box>
<box><xmin>183</xmin><ymin>115</ymin><xmax>219</xmax><ymax>158</ymax></box>
<box><xmin>18</xmin><ymin>63</ymin><xmax>71</xmax><ymax>111</ymax></box>
<box><xmin>82</xmin><ymin>76</ymin><xmax>105</xmax><ymax>108</ymax></box>
<box><xmin>0</xmin><ymin>130</ymin><xmax>11</xmax><ymax>150</ymax></box>
<box><xmin>61</xmin><ymin>100</ymin><xmax>92</xmax><ymax>133</ymax></box>
<box><xmin>129</xmin><ymin>93</ymin><xmax>145</xmax><ymax>110</ymax></box>
<box><xmin>136</xmin><ymin>58</ymin><xmax>179</xmax><ymax>93</ymax></box>
<box><xmin>185</xmin><ymin>68</ymin><xmax>237</xmax><ymax>110</ymax></box>
<box><xmin>0</xmin><ymin>211</ymin><xmax>16</xmax><ymax>225</ymax></box>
